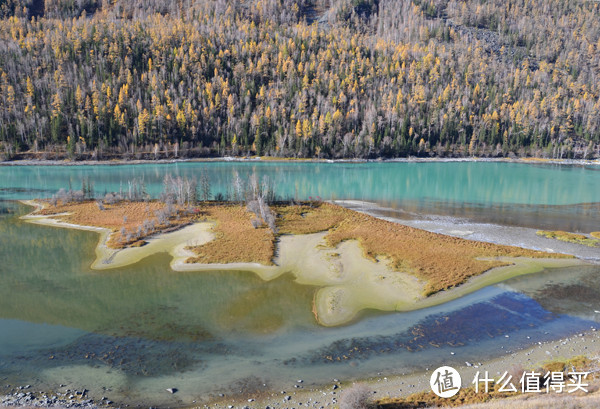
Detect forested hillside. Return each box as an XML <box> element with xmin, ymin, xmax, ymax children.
<box><xmin>0</xmin><ymin>0</ymin><xmax>599</xmax><ymax>160</ymax></box>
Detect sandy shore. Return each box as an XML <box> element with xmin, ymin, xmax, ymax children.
<box><xmin>201</xmin><ymin>328</ymin><xmax>600</xmax><ymax>409</ymax></box>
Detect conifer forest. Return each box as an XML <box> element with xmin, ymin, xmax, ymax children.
<box><xmin>1</xmin><ymin>0</ymin><xmax>599</xmax><ymax>160</ymax></box>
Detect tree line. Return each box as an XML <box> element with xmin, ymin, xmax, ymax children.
<box><xmin>1</xmin><ymin>0</ymin><xmax>599</xmax><ymax>160</ymax></box>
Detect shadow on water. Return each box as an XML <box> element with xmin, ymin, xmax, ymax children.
<box><xmin>0</xmin><ymin>199</ymin><xmax>16</xmax><ymax>215</ymax></box>
<box><xmin>8</xmin><ymin>332</ymin><xmax>210</xmax><ymax>377</ymax></box>
<box><xmin>502</xmin><ymin>264</ymin><xmax>600</xmax><ymax>319</ymax></box>
<box><xmin>293</xmin><ymin>292</ymin><xmax>593</xmax><ymax>366</ymax></box>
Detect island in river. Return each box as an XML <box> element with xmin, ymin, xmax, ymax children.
<box><xmin>20</xmin><ymin>198</ymin><xmax>584</xmax><ymax>327</ymax></box>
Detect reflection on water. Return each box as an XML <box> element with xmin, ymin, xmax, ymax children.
<box><xmin>306</xmin><ymin>293</ymin><xmax>558</xmax><ymax>364</ymax></box>
<box><xmin>2</xmin><ymin>162</ymin><xmax>598</xmax><ymax>232</ymax></box>
<box><xmin>1</xmin><ymin>162</ymin><xmax>599</xmax><ymax>206</ymax></box>
<box><xmin>374</xmin><ymin>200</ymin><xmax>600</xmax><ymax>232</ymax></box>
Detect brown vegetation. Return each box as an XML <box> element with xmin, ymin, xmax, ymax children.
<box><xmin>276</xmin><ymin>203</ymin><xmax>348</xmax><ymax>234</ymax></box>
<box><xmin>185</xmin><ymin>205</ymin><xmax>275</xmax><ymax>265</ymax></box>
<box><xmin>37</xmin><ymin>200</ymin><xmax>193</xmax><ymax>248</ymax></box>
<box><xmin>379</xmin><ymin>356</ymin><xmax>598</xmax><ymax>409</ymax></box>
<box><xmin>283</xmin><ymin>203</ymin><xmax>569</xmax><ymax>296</ymax></box>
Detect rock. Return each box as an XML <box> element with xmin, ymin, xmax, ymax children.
<box><xmin>332</xmin><ymin>385</ymin><xmax>338</xmax><ymax>390</ymax></box>
<box><xmin>166</xmin><ymin>388</ymin><xmax>178</xmax><ymax>394</ymax></box>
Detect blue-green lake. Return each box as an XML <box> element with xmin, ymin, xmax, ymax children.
<box><xmin>0</xmin><ymin>161</ymin><xmax>599</xmax><ymax>406</ymax></box>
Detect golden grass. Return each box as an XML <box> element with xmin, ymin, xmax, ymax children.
<box><xmin>591</xmin><ymin>232</ymin><xmax>600</xmax><ymax>239</ymax></box>
<box><xmin>540</xmin><ymin>355</ymin><xmax>592</xmax><ymax>374</ymax></box>
<box><xmin>521</xmin><ymin>157</ymin><xmax>552</xmax><ymax>162</ymax></box>
<box><xmin>378</xmin><ymin>356</ymin><xmax>597</xmax><ymax>409</ymax></box>
<box><xmin>455</xmin><ymin>394</ymin><xmax>600</xmax><ymax>409</ymax></box>
<box><xmin>36</xmin><ymin>200</ymin><xmax>192</xmax><ymax>249</ymax></box>
<box><xmin>282</xmin><ymin>203</ymin><xmax>569</xmax><ymax>296</ymax></box>
<box><xmin>185</xmin><ymin>204</ymin><xmax>274</xmax><ymax>265</ymax></box>
<box><xmin>537</xmin><ymin>230</ymin><xmax>600</xmax><ymax>247</ymax></box>
<box><xmin>276</xmin><ymin>203</ymin><xmax>347</xmax><ymax>234</ymax></box>
<box><xmin>377</xmin><ymin>383</ymin><xmax>514</xmax><ymax>408</ymax></box>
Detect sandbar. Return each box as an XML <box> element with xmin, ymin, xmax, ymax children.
<box><xmin>19</xmin><ymin>200</ymin><xmax>588</xmax><ymax>326</ymax></box>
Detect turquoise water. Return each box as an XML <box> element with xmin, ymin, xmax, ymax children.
<box><xmin>2</xmin><ymin>161</ymin><xmax>599</xmax><ymax>205</ymax></box>
<box><xmin>0</xmin><ymin>162</ymin><xmax>599</xmax><ymax>406</ymax></box>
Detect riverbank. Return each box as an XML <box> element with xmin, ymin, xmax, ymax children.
<box><xmin>1</xmin><ymin>156</ymin><xmax>599</xmax><ymax>167</ymax></box>
<box><xmin>200</xmin><ymin>328</ymin><xmax>600</xmax><ymax>409</ymax></box>
<box><xmin>2</xmin><ymin>327</ymin><xmax>598</xmax><ymax>409</ymax></box>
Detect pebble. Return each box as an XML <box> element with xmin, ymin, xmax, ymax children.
<box><xmin>166</xmin><ymin>388</ymin><xmax>178</xmax><ymax>394</ymax></box>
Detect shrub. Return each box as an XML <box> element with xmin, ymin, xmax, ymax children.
<box><xmin>339</xmin><ymin>383</ymin><xmax>372</xmax><ymax>409</ymax></box>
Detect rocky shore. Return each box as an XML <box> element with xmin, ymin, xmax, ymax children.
<box><xmin>1</xmin><ymin>385</ymin><xmax>105</xmax><ymax>408</ymax></box>
<box><xmin>202</xmin><ymin>329</ymin><xmax>600</xmax><ymax>409</ymax></box>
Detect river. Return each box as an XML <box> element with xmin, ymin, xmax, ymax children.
<box><xmin>0</xmin><ymin>161</ymin><xmax>599</xmax><ymax>407</ymax></box>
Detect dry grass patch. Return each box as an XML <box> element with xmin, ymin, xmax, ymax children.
<box><xmin>377</xmin><ymin>383</ymin><xmax>515</xmax><ymax>408</ymax></box>
<box><xmin>280</xmin><ymin>202</ymin><xmax>570</xmax><ymax>296</ymax></box>
<box><xmin>185</xmin><ymin>204</ymin><xmax>274</xmax><ymax>265</ymax></box>
<box><xmin>36</xmin><ymin>200</ymin><xmax>192</xmax><ymax>249</ymax></box>
<box><xmin>454</xmin><ymin>394</ymin><xmax>600</xmax><ymax>409</ymax></box>
<box><xmin>379</xmin><ymin>356</ymin><xmax>599</xmax><ymax>408</ymax></box>
<box><xmin>590</xmin><ymin>232</ymin><xmax>600</xmax><ymax>239</ymax></box>
<box><xmin>540</xmin><ymin>355</ymin><xmax>593</xmax><ymax>374</ymax></box>
<box><xmin>276</xmin><ymin>203</ymin><xmax>347</xmax><ymax>234</ymax></box>
<box><xmin>537</xmin><ymin>230</ymin><xmax>600</xmax><ymax>247</ymax></box>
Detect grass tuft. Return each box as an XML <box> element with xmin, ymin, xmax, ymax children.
<box><xmin>537</xmin><ymin>230</ymin><xmax>599</xmax><ymax>247</ymax></box>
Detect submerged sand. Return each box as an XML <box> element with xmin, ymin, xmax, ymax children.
<box><xmin>19</xmin><ymin>200</ymin><xmax>587</xmax><ymax>326</ymax></box>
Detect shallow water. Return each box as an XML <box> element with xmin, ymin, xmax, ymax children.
<box><xmin>1</xmin><ymin>162</ymin><xmax>600</xmax><ymax>406</ymax></box>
